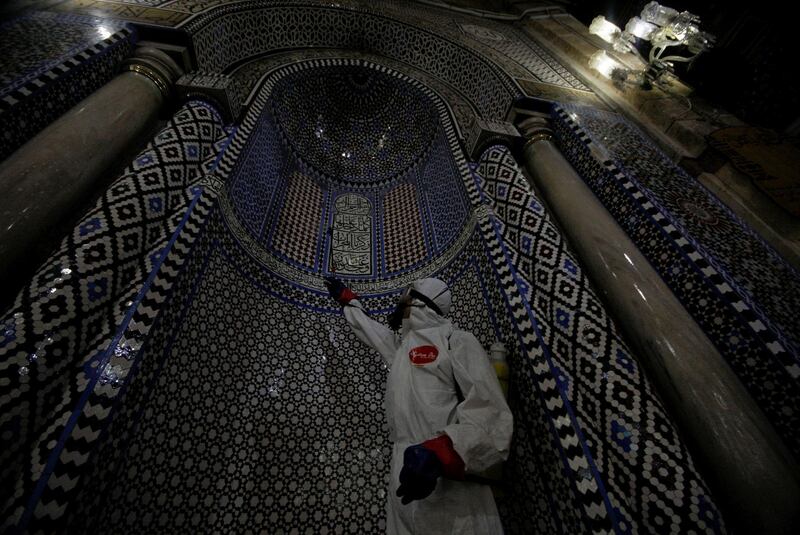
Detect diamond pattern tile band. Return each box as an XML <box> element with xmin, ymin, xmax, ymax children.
<box><xmin>0</xmin><ymin>101</ymin><xmax>227</xmax><ymax>530</ymax></box>
<box><xmin>474</xmin><ymin>146</ymin><xmax>722</xmax><ymax>534</ymax></box>
<box><xmin>553</xmin><ymin>103</ymin><xmax>800</xmax><ymax>459</ymax></box>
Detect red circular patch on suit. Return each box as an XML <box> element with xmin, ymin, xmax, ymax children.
<box><xmin>409</xmin><ymin>345</ymin><xmax>439</xmax><ymax>366</ymax></box>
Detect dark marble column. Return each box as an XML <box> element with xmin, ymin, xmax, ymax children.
<box><xmin>517</xmin><ymin>114</ymin><xmax>800</xmax><ymax>534</ymax></box>
<box><xmin>0</xmin><ymin>47</ymin><xmax>183</xmax><ymax>309</ymax></box>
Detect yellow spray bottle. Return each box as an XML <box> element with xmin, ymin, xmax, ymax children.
<box><xmin>480</xmin><ymin>341</ymin><xmax>510</xmax><ymax>497</ymax></box>
<box><xmin>489</xmin><ymin>341</ymin><xmax>509</xmax><ymax>398</ymax></box>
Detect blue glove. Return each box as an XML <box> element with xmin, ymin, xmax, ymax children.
<box><xmin>396</xmin><ymin>444</ymin><xmax>443</xmax><ymax>505</ymax></box>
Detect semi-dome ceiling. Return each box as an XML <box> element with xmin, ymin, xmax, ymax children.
<box><xmin>270</xmin><ymin>65</ymin><xmax>438</xmax><ymax>186</ymax></box>
<box><xmin>223</xmin><ymin>58</ymin><xmax>474</xmax><ymax>287</ymax></box>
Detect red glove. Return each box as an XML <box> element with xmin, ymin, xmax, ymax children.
<box><xmin>324</xmin><ymin>276</ymin><xmax>358</xmax><ymax>305</ymax></box>
<box><xmin>421</xmin><ymin>434</ymin><xmax>465</xmax><ymax>480</ymax></box>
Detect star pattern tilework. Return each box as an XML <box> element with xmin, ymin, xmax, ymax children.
<box><xmin>54</xmin><ymin>0</ymin><xmax>591</xmax><ymax>125</ymax></box>
<box><xmin>553</xmin><ymin>103</ymin><xmax>800</xmax><ymax>458</ymax></box>
<box><xmin>64</xmin><ymin>235</ymin><xmax>394</xmax><ymax>533</ymax></box>
<box><xmin>41</xmin><ymin>76</ymin><xmax>582</xmax><ymax>532</ymax></box>
<box><xmin>212</xmin><ymin>57</ymin><xmax>724</xmax><ymax>531</ymax></box>
<box><xmin>458</xmin><ymin>21</ymin><xmax>590</xmax><ymax>91</ymax></box>
<box><xmin>269</xmin><ymin>64</ymin><xmax>437</xmax><ymax>186</ymax></box>
<box><xmin>230</xmin><ymin>50</ymin><xmax>477</xmax><ymax>153</ymax></box>
<box><xmin>60</xmin><ymin>200</ymin><xmax>584</xmax><ymax>534</ymax></box>
<box><xmin>185</xmin><ymin>2</ymin><xmax>518</xmax><ymax>119</ymax></box>
<box><xmin>5</xmin><ymin>57</ymin><xmax>726</xmax><ymax>534</ymax></box>
<box><xmin>221</xmin><ymin>59</ymin><xmax>473</xmax><ymax>281</ymax></box>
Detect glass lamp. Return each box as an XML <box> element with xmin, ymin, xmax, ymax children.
<box><xmin>588</xmin><ymin>50</ymin><xmax>626</xmax><ymax>79</ymax></box>
<box><xmin>625</xmin><ymin>17</ymin><xmax>657</xmax><ymax>40</ymax></box>
<box><xmin>641</xmin><ymin>1</ymin><xmax>679</xmax><ymax>27</ymax></box>
<box><xmin>587</xmin><ymin>2</ymin><xmax>715</xmax><ymax>88</ymax></box>
<box><xmin>589</xmin><ymin>16</ymin><xmax>622</xmax><ymax>44</ymax></box>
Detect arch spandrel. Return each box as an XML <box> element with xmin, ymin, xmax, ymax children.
<box><xmin>183</xmin><ymin>1</ymin><xmax>521</xmax><ymax>120</ymax></box>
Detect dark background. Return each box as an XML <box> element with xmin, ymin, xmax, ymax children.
<box><xmin>512</xmin><ymin>0</ymin><xmax>800</xmax><ymax>135</ymax></box>
<box><xmin>565</xmin><ymin>0</ymin><xmax>799</xmax><ymax>133</ymax></box>
<box><xmin>448</xmin><ymin>0</ymin><xmax>800</xmax><ymax>132</ymax></box>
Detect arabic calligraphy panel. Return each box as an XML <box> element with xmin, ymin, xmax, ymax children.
<box><xmin>331</xmin><ymin>194</ymin><xmax>372</xmax><ymax>275</ymax></box>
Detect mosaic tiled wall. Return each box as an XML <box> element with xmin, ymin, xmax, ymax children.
<box><xmin>474</xmin><ymin>146</ymin><xmax>723</xmax><ymax>534</ymax></box>
<box><xmin>47</xmin><ymin>0</ymin><xmax>598</xmax><ymax>131</ymax></box>
<box><xmin>68</xmin><ymin>205</ymin><xmax>631</xmax><ymax>534</ymax></box>
<box><xmin>60</xmin><ymin>207</ymin><xmax>399</xmax><ymax>533</ymax></box>
<box><xmin>418</xmin><ymin>135</ymin><xmax>470</xmax><ymax>251</ymax></box>
<box><xmin>382</xmin><ymin>183</ymin><xmax>426</xmax><ymax>274</ymax></box>
<box><xmin>0</xmin><ymin>11</ymin><xmax>135</xmax><ymax>161</ymax></box>
<box><xmin>226</xmin><ymin>109</ymin><xmax>286</xmax><ymax>245</ymax></box>
<box><xmin>57</xmin><ymin>204</ymin><xmax>510</xmax><ymax>533</ymax></box>
<box><xmin>0</xmin><ymin>33</ymin><xmax>726</xmax><ymax>531</ymax></box>
<box><xmin>458</xmin><ymin>21</ymin><xmax>589</xmax><ymax>91</ymax></box>
<box><xmin>272</xmin><ymin>172</ymin><xmax>325</xmax><ymax>269</ymax></box>
<box><xmin>0</xmin><ymin>101</ymin><xmax>226</xmax><ymax>530</ymax></box>
<box><xmin>53</xmin><ymin>0</ymin><xmax>593</xmax><ymax>106</ymax></box>
<box><xmin>14</xmin><ymin>59</ymin><xmax>718</xmax><ymax>533</ymax></box>
<box><xmin>56</xmin><ymin>0</ymin><xmax>241</xmax><ymax>26</ymax></box>
<box><xmin>269</xmin><ymin>65</ymin><xmax>438</xmax><ymax>186</ymax></box>
<box><xmin>553</xmin><ymin>103</ymin><xmax>800</xmax><ymax>458</ymax></box>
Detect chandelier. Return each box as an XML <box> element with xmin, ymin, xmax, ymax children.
<box><xmin>587</xmin><ymin>1</ymin><xmax>715</xmax><ymax>88</ymax></box>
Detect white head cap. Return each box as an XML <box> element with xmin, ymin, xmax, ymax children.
<box><xmin>410</xmin><ymin>278</ymin><xmax>451</xmax><ymax>317</ymax></box>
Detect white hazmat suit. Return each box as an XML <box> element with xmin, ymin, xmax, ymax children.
<box><xmin>342</xmin><ymin>278</ymin><xmax>513</xmax><ymax>534</ymax></box>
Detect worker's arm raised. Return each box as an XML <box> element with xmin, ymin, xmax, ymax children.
<box><xmin>325</xmin><ymin>276</ymin><xmax>398</xmax><ymax>366</ymax></box>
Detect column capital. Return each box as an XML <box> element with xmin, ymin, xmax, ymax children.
<box><xmin>465</xmin><ymin>115</ymin><xmax>521</xmax><ymax>161</ymax></box>
<box><xmin>121</xmin><ymin>47</ymin><xmax>184</xmax><ymax>99</ymax></box>
<box><xmin>176</xmin><ymin>72</ymin><xmax>241</xmax><ymax>123</ymax></box>
<box><xmin>517</xmin><ymin>115</ymin><xmax>554</xmax><ymax>147</ymax></box>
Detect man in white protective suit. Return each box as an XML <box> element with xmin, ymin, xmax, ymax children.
<box><xmin>324</xmin><ymin>276</ymin><xmax>513</xmax><ymax>535</ymax></box>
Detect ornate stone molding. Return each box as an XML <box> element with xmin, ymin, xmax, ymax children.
<box><xmin>517</xmin><ymin>115</ymin><xmax>554</xmax><ymax>148</ymax></box>
<box><xmin>176</xmin><ymin>72</ymin><xmax>241</xmax><ymax>123</ymax></box>
<box><xmin>464</xmin><ymin>115</ymin><xmax>521</xmax><ymax>160</ymax></box>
